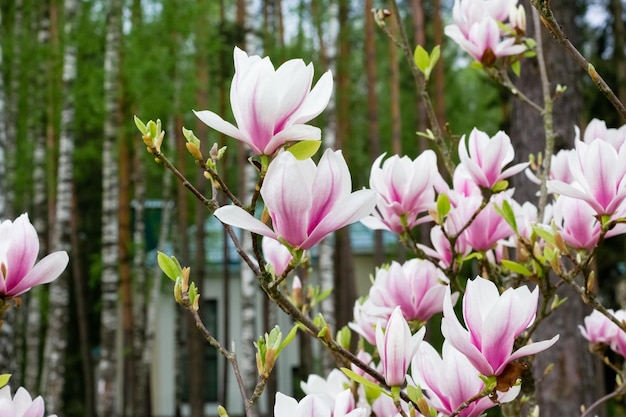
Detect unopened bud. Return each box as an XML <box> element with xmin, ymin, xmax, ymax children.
<box><xmin>186</xmin><ymin>142</ymin><xmax>203</xmax><ymax>161</ymax></box>
<box><xmin>292</xmin><ymin>276</ymin><xmax>303</xmax><ymax>308</ymax></box>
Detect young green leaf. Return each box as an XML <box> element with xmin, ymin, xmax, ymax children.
<box><xmin>0</xmin><ymin>374</ymin><xmax>11</xmax><ymax>389</ymax></box>
<box><xmin>501</xmin><ymin>259</ymin><xmax>532</xmax><ymax>276</ymax></box>
<box><xmin>494</xmin><ymin>199</ymin><xmax>518</xmax><ymax>234</ymax></box>
<box><xmin>287</xmin><ymin>140</ymin><xmax>321</xmax><ymax>160</ymax></box>
<box><xmin>414</xmin><ymin>45</ymin><xmax>430</xmax><ymax>74</ymax></box>
<box><xmin>341</xmin><ymin>367</ymin><xmax>385</xmax><ymax>394</ymax></box>
<box><xmin>157</xmin><ymin>252</ymin><xmax>184</xmax><ymax>281</ymax></box>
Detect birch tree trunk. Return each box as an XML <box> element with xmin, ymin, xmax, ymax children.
<box><xmin>311</xmin><ymin>0</ymin><xmax>337</xmax><ymax>374</ymax></box>
<box><xmin>40</xmin><ymin>0</ymin><xmax>77</xmax><ymax>412</ymax></box>
<box><xmin>99</xmin><ymin>0</ymin><xmax>122</xmax><ymax>415</ymax></box>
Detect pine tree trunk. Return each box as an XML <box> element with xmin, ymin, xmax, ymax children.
<box><xmin>99</xmin><ymin>0</ymin><xmax>122</xmax><ymax>415</ymax></box>
<box><xmin>510</xmin><ymin>2</ymin><xmax>597</xmax><ymax>416</ymax></box>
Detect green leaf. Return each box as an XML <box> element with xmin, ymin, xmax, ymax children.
<box><xmin>436</xmin><ymin>193</ymin><xmax>451</xmax><ymax>220</ymax></box>
<box><xmin>501</xmin><ymin>259</ymin><xmax>532</xmax><ymax>276</ymax></box>
<box><xmin>287</xmin><ymin>140</ymin><xmax>321</xmax><ymax>160</ymax></box>
<box><xmin>492</xmin><ymin>179</ymin><xmax>509</xmax><ymax>192</ymax></box>
<box><xmin>341</xmin><ymin>367</ymin><xmax>384</xmax><ymax>394</ymax></box>
<box><xmin>277</xmin><ymin>324</ymin><xmax>299</xmax><ymax>356</ymax></box>
<box><xmin>157</xmin><ymin>252</ymin><xmax>183</xmax><ymax>281</ymax></box>
<box><xmin>494</xmin><ymin>199</ymin><xmax>518</xmax><ymax>234</ymax></box>
<box><xmin>429</xmin><ymin>45</ymin><xmax>441</xmax><ymax>70</ymax></box>
<box><xmin>134</xmin><ymin>116</ymin><xmax>148</xmax><ymax>134</ymax></box>
<box><xmin>0</xmin><ymin>374</ymin><xmax>11</xmax><ymax>389</ymax></box>
<box><xmin>413</xmin><ymin>45</ymin><xmax>430</xmax><ymax>74</ymax></box>
<box><xmin>511</xmin><ymin>60</ymin><xmax>521</xmax><ymax>77</ymax></box>
<box><xmin>407</xmin><ymin>383</ymin><xmax>423</xmax><ymax>404</ymax></box>
<box><xmin>532</xmin><ymin>225</ymin><xmax>556</xmax><ymax>246</ymax></box>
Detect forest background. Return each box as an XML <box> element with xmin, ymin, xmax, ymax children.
<box><xmin>1</xmin><ymin>0</ymin><xmax>626</xmax><ymax>416</ymax></box>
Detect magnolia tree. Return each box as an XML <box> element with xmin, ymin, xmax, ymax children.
<box><xmin>133</xmin><ymin>1</ymin><xmax>626</xmax><ymax>417</ymax></box>
<box><xmin>3</xmin><ymin>1</ymin><xmax>626</xmax><ymax>417</ymax></box>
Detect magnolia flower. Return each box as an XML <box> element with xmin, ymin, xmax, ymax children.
<box><xmin>445</xmin><ymin>17</ymin><xmax>527</xmax><ymax>64</ymax></box>
<box><xmin>441</xmin><ymin>277</ymin><xmax>559</xmax><ymax>376</ymax></box>
<box><xmin>417</xmin><ymin>225</ymin><xmax>470</xmax><ymax>268</ymax></box>
<box><xmin>579</xmin><ymin>309</ymin><xmax>619</xmax><ymax>346</ymax></box>
<box><xmin>0</xmin><ymin>214</ymin><xmax>69</xmax><ymax>299</ymax></box>
<box><xmin>361</xmin><ymin>151</ymin><xmax>443</xmax><ymax>233</ymax></box>
<box><xmin>195</xmin><ymin>47</ymin><xmax>333</xmax><ymax>155</ymax></box>
<box><xmin>300</xmin><ymin>369</ymin><xmax>349</xmax><ymax>409</ymax></box>
<box><xmin>0</xmin><ymin>385</ymin><xmax>57</xmax><ymax>417</ymax></box>
<box><xmin>368</xmin><ymin>259</ymin><xmax>450</xmax><ymax>324</ymax></box>
<box><xmin>214</xmin><ymin>150</ymin><xmax>376</xmax><ymax>250</ymax></box>
<box><xmin>411</xmin><ymin>341</ymin><xmax>520</xmax><ymax>417</ymax></box>
<box><xmin>262</xmin><ymin>237</ymin><xmax>293</xmax><ymax>276</ymax></box>
<box><xmin>275</xmin><ymin>391</ymin><xmax>367</xmax><ymax>417</ymax></box>
<box><xmin>349</xmin><ymin>298</ymin><xmax>380</xmax><ymax>346</ymax></box>
<box><xmin>375</xmin><ymin>306</ymin><xmax>425</xmax><ymax>386</ymax></box>
<box><xmin>450</xmin><ymin>0</ymin><xmax>518</xmax><ymax>37</ymax></box>
<box><xmin>551</xmin><ymin>196</ymin><xmax>602</xmax><ymax>250</ymax></box>
<box><xmin>461</xmin><ymin>193</ymin><xmax>515</xmax><ymax>252</ymax></box>
<box><xmin>457</xmin><ymin>129</ymin><xmax>528</xmax><ymax>189</ymax></box>
<box><xmin>371</xmin><ymin>393</ymin><xmax>409</xmax><ymax>417</ymax></box>
<box><xmin>579</xmin><ymin>118</ymin><xmax>626</xmax><ymax>150</ymax></box>
<box><xmin>547</xmin><ymin>139</ymin><xmax>626</xmax><ymax>217</ymax></box>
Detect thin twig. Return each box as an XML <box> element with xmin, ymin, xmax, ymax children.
<box><xmin>530</xmin><ymin>0</ymin><xmax>626</xmax><ymax>121</ymax></box>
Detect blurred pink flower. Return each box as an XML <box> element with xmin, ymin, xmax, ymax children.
<box><xmin>547</xmin><ymin>139</ymin><xmax>626</xmax><ymax>217</ymax></box>
<box><xmin>0</xmin><ymin>385</ymin><xmax>57</xmax><ymax>417</ymax></box>
<box><xmin>195</xmin><ymin>47</ymin><xmax>333</xmax><ymax>155</ymax></box>
<box><xmin>442</xmin><ymin>277</ymin><xmax>559</xmax><ymax>376</ymax></box>
<box><xmin>461</xmin><ymin>193</ymin><xmax>515</xmax><ymax>252</ymax></box>
<box><xmin>0</xmin><ymin>214</ymin><xmax>69</xmax><ymax>298</ymax></box>
<box><xmin>368</xmin><ymin>259</ymin><xmax>450</xmax><ymax>323</ymax></box>
<box><xmin>375</xmin><ymin>306</ymin><xmax>424</xmax><ymax>386</ymax></box>
<box><xmin>450</xmin><ymin>0</ymin><xmax>518</xmax><ymax>36</ymax></box>
<box><xmin>361</xmin><ymin>151</ymin><xmax>443</xmax><ymax>233</ymax></box>
<box><xmin>457</xmin><ymin>129</ymin><xmax>528</xmax><ymax>189</ymax></box>
<box><xmin>411</xmin><ymin>341</ymin><xmax>520</xmax><ymax>417</ymax></box>
<box><xmin>215</xmin><ymin>150</ymin><xmax>375</xmax><ymax>250</ymax></box>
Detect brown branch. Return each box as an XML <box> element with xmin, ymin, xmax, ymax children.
<box><xmin>530</xmin><ymin>0</ymin><xmax>626</xmax><ymax>121</ymax></box>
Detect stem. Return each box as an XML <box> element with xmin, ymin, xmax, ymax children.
<box><xmin>384</xmin><ymin>1</ymin><xmax>456</xmax><ymax>176</ymax></box>
<box><xmin>146</xmin><ymin>144</ymin><xmax>218</xmax><ymax>213</ymax></box>
<box><xmin>581</xmin><ymin>382</ymin><xmax>626</xmax><ymax>417</ymax></box>
<box><xmin>530</xmin><ymin>0</ymin><xmax>626</xmax><ymax>121</ymax></box>
<box><xmin>532</xmin><ymin>6</ymin><xmax>555</xmax><ymax>219</ymax></box>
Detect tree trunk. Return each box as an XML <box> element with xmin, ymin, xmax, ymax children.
<box><xmin>40</xmin><ymin>0</ymin><xmax>77</xmax><ymax>412</ymax></box>
<box><xmin>510</xmin><ymin>2</ymin><xmax>596</xmax><ymax>416</ymax></box>
<box><xmin>99</xmin><ymin>0</ymin><xmax>123</xmax><ymax>415</ymax></box>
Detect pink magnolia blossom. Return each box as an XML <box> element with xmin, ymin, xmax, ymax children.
<box><xmin>0</xmin><ymin>214</ymin><xmax>69</xmax><ymax>298</ymax></box>
<box><xmin>214</xmin><ymin>150</ymin><xmax>376</xmax><ymax>250</ymax></box>
<box><xmin>411</xmin><ymin>341</ymin><xmax>520</xmax><ymax>417</ymax></box>
<box><xmin>349</xmin><ymin>298</ymin><xmax>380</xmax><ymax>346</ymax></box>
<box><xmin>300</xmin><ymin>369</ymin><xmax>349</xmax><ymax>409</ymax></box>
<box><xmin>361</xmin><ymin>151</ymin><xmax>443</xmax><ymax>233</ymax></box>
<box><xmin>275</xmin><ymin>391</ymin><xmax>367</xmax><ymax>417</ymax></box>
<box><xmin>262</xmin><ymin>237</ymin><xmax>293</xmax><ymax>276</ymax></box>
<box><xmin>371</xmin><ymin>393</ymin><xmax>409</xmax><ymax>417</ymax></box>
<box><xmin>579</xmin><ymin>309</ymin><xmax>620</xmax><ymax>346</ymax></box>
<box><xmin>461</xmin><ymin>193</ymin><xmax>515</xmax><ymax>252</ymax></box>
<box><xmin>547</xmin><ymin>139</ymin><xmax>626</xmax><ymax>217</ymax></box>
<box><xmin>551</xmin><ymin>196</ymin><xmax>603</xmax><ymax>250</ymax></box>
<box><xmin>442</xmin><ymin>277</ymin><xmax>559</xmax><ymax>376</ymax></box>
<box><xmin>195</xmin><ymin>47</ymin><xmax>333</xmax><ymax>155</ymax></box>
<box><xmin>368</xmin><ymin>259</ymin><xmax>450</xmax><ymax>324</ymax></box>
<box><xmin>375</xmin><ymin>306</ymin><xmax>425</xmax><ymax>386</ymax></box>
<box><xmin>417</xmin><ymin>225</ymin><xmax>470</xmax><ymax>268</ymax></box>
<box><xmin>445</xmin><ymin>17</ymin><xmax>527</xmax><ymax>64</ymax></box>
<box><xmin>0</xmin><ymin>386</ymin><xmax>57</xmax><ymax>417</ymax></box>
<box><xmin>457</xmin><ymin>129</ymin><xmax>528</xmax><ymax>189</ymax></box>
<box><xmin>450</xmin><ymin>0</ymin><xmax>519</xmax><ymax>37</ymax></box>
<box><xmin>579</xmin><ymin>118</ymin><xmax>626</xmax><ymax>150</ymax></box>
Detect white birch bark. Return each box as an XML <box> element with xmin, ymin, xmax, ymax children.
<box><xmin>98</xmin><ymin>0</ymin><xmax>122</xmax><ymax>415</ymax></box>
<box><xmin>317</xmin><ymin>0</ymin><xmax>339</xmax><ymax>375</ymax></box>
<box><xmin>240</xmin><ymin>162</ymin><xmax>258</xmax><ymax>415</ymax></box>
<box><xmin>0</xmin><ymin>4</ymin><xmax>15</xmax><ymax>376</ymax></box>
<box><xmin>40</xmin><ymin>0</ymin><xmax>77</xmax><ymax>412</ymax></box>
